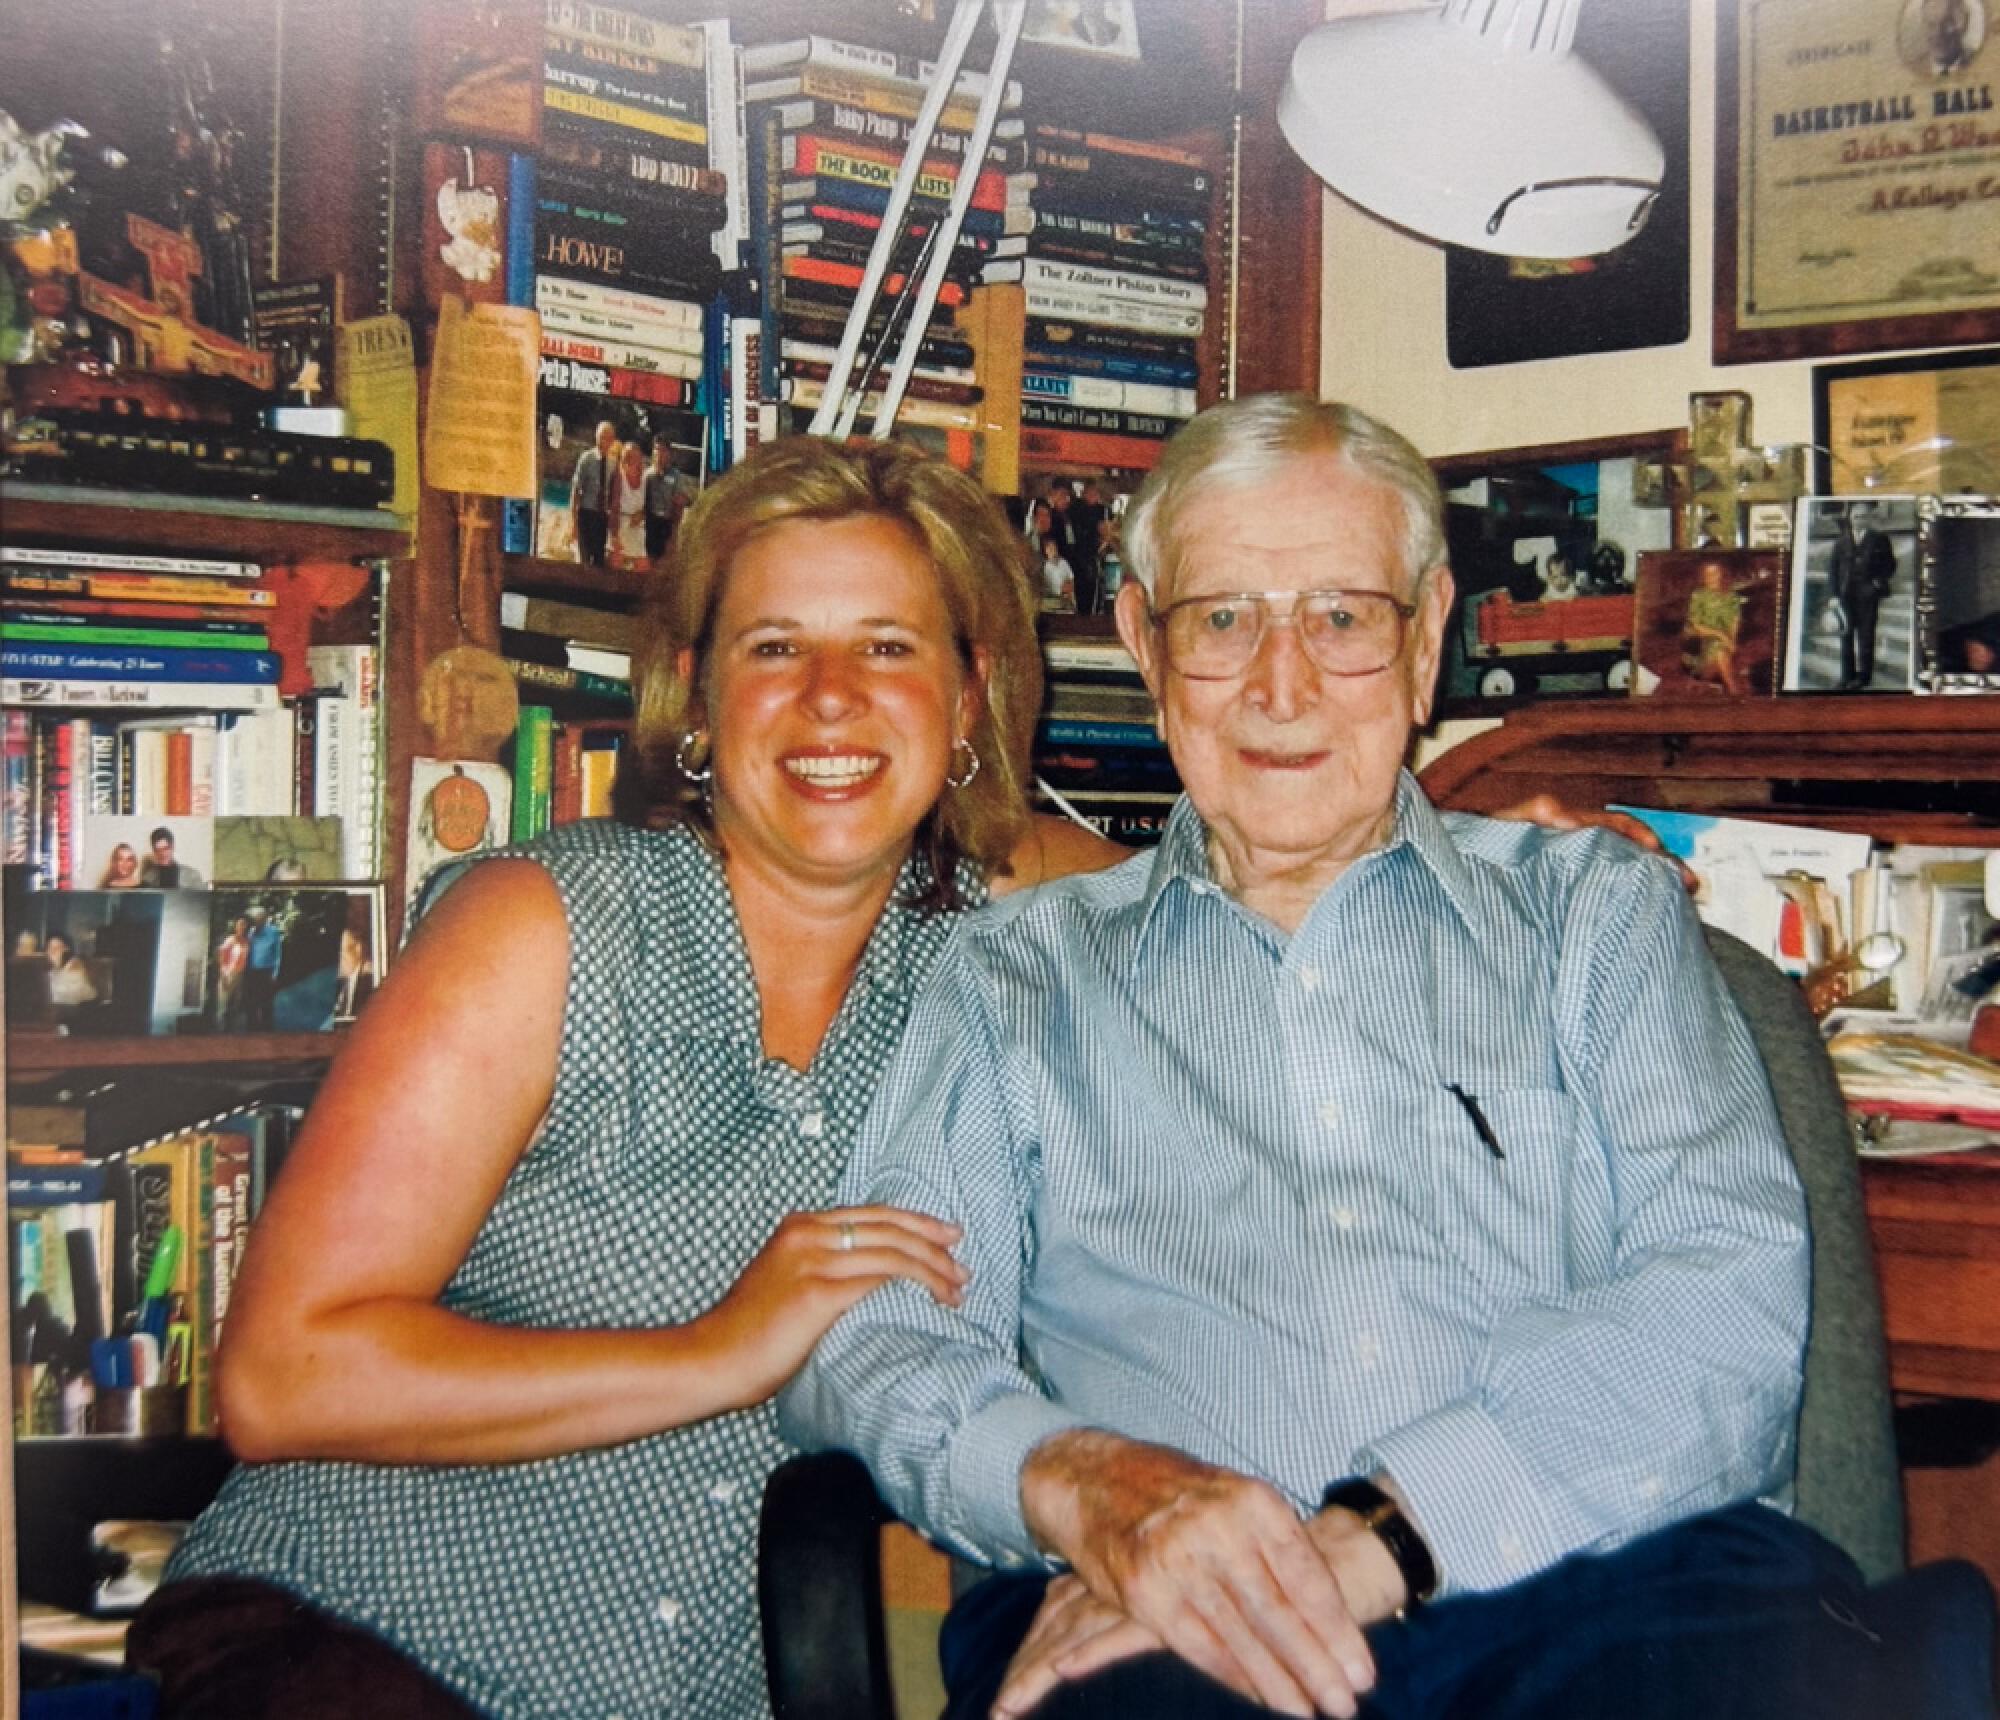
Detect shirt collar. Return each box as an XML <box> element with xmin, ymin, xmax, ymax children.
<box><xmin>1133</xmin><ymin>770</ymin><xmax>1482</xmax><ymax>958</ymax></box>
<box><xmin>657</xmin><ymin>825</ymin><xmax>967</xmax><ymax>1049</ymax></box>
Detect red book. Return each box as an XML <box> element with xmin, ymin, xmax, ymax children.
<box><xmin>781</xmin><ymin>253</ymin><xmax>966</xmax><ymax>307</ymax></box>
<box><xmin>166</xmin><ymin>730</ymin><xmax>195</xmax><ymax>817</ymax></box>
<box><xmin>1021</xmin><ymin>425</ymin><xmax>1166</xmax><ymax>471</ymax></box>
<box><xmin>550</xmin><ymin>722</ymin><xmax>585</xmax><ymax>828</ymax></box>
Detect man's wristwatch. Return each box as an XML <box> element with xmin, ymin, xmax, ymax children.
<box><xmin>1320</xmin><ymin>1476</ymin><xmax>1439</xmax><ymax>1615</ymax></box>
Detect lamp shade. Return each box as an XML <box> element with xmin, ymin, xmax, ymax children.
<box><xmin>1278</xmin><ymin>4</ymin><xmax>1664</xmax><ymax>259</ymax></box>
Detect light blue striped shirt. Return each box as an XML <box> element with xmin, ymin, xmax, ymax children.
<box><xmin>781</xmin><ymin>773</ymin><xmax>1809</xmax><ymax>1596</ymax></box>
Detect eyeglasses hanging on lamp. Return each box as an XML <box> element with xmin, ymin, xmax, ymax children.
<box><xmin>1277</xmin><ymin>0</ymin><xmax>1664</xmax><ymax>259</ymax></box>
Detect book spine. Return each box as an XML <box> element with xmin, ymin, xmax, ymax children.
<box><xmin>1025</xmin><ymin>345</ymin><xmax>1197</xmax><ymax>387</ymax></box>
<box><xmin>805</xmin><ymin>100</ymin><xmax>1026</xmax><ymax>167</ymax></box>
<box><xmin>787</xmin><ymin>360</ymin><xmax>978</xmax><ymax>407</ymax></box>
<box><xmin>550</xmin><ymin>721</ymin><xmax>585</xmax><ymax>827</ymax></box>
<box><xmin>187</xmin><ymin>724</ymin><xmax>216</xmax><ymax>818</ymax></box>
<box><xmin>1026</xmin><ymin>318</ymin><xmax>1198</xmax><ymax>365</ymax></box>
<box><xmin>1030</xmin><ymin>205</ymin><xmax>1205</xmax><ymax>254</ymax></box>
<box><xmin>166</xmin><ymin>728</ymin><xmax>194</xmax><ymax>816</ymax></box>
<box><xmin>50</xmin><ymin>719</ymin><xmax>74</xmax><ymax>887</ymax></box>
<box><xmin>3</xmin><ymin>711</ymin><xmax>31</xmax><ymax>864</ymax></box>
<box><xmin>1019</xmin><ymin>425</ymin><xmax>1169</xmax><ymax>472</ymax></box>
<box><xmin>1022</xmin><ymin>398</ymin><xmax>1172</xmax><ymax>440</ymax></box>
<box><xmin>1022</xmin><ymin>371</ymin><xmax>1196</xmax><ymax>417</ymax></box>
<box><xmin>542</xmin><ymin>35</ymin><xmax>708</xmax><ymax>127</ymax></box>
<box><xmin>1027</xmin><ymin>182</ymin><xmax>1207</xmax><ymax>237</ymax></box>
<box><xmin>1027</xmin><ymin>232</ymin><xmax>1207</xmax><ymax>284</ymax></box>
<box><xmin>292</xmin><ymin>694</ymin><xmax>319</xmax><ymax>816</ymax></box>
<box><xmin>781</xmin><ymin>376</ymin><xmax>977</xmax><ymax>431</ymax></box>
<box><xmin>1028</xmin><ymin>131</ymin><xmax>1211</xmax><ymax>197</ymax></box>
<box><xmin>538</xmin><ymin>126</ymin><xmax>728</xmax><ymax>198</ymax></box>
<box><xmin>1022</xmin><ymin>284</ymin><xmax>1203</xmax><ymax>337</ymax></box>
<box><xmin>3</xmin><ymin>678</ymin><xmax>281</xmax><ymax>712</ymax></box>
<box><xmin>742</xmin><ymin>34</ymin><xmax>899</xmax><ymax>77</ymax></box>
<box><xmin>535</xmin><ymin>272</ymin><xmax>705</xmax><ymax>329</ymax></box>
<box><xmin>539</xmin><ymin>317</ymin><xmax>705</xmax><ymax>366</ymax></box>
<box><xmin>543</xmin><ymin>2</ymin><xmax>706</xmax><ymax>69</ymax></box>
<box><xmin>1030</xmin><ymin>121</ymin><xmax>1206</xmax><ymax>170</ymax></box>
<box><xmin>537</xmin><ymin>351</ymin><xmax>697</xmax><ymax>404</ymax></box>
<box><xmin>794</xmin><ymin>190</ymin><xmax>1009</xmax><ymax>240</ymax></box>
<box><xmin>1021</xmin><ymin>257</ymin><xmax>1207</xmax><ymax>311</ymax></box>
<box><xmin>0</xmin><ymin>546</ymin><xmax>259</xmax><ymax>578</ymax></box>
<box><xmin>3</xmin><ymin>573</ymin><xmax>278</xmax><ymax>607</ymax></box>
<box><xmin>781</xmin><ymin>337</ymin><xmax>976</xmax><ymax>386</ymax></box>
<box><xmin>307</xmin><ymin>645</ymin><xmax>380</xmax><ymax>878</ymax></box>
<box><xmin>746</xmin><ymin>66</ymin><xmax>992</xmax><ymax>131</ymax></box>
<box><xmin>785</xmin><ymin>140</ymin><xmax>1015</xmax><ymax>213</ymax></box>
<box><xmin>779</xmin><ymin>253</ymin><xmax>966</xmax><ymax>307</ymax></box>
<box><xmin>543</xmin><ymin>87</ymin><xmax>707</xmax><ymax>154</ymax></box>
<box><xmin>506</xmin><ymin>659</ymin><xmax>635</xmax><ymax>706</ymax></box>
<box><xmin>2</xmin><ymin>621</ymin><xmax>269</xmax><ymax>650</ymax></box>
<box><xmin>512</xmin><ymin>705</ymin><xmax>556</xmax><ymax>840</ymax></box>
<box><xmin>2</xmin><ymin>645</ymin><xmax>281</xmax><ymax>683</ymax></box>
<box><xmin>189</xmin><ymin>1132</ymin><xmax>218</xmax><ymax>1435</ymax></box>
<box><xmin>537</xmin><ymin>211</ymin><xmax>723</xmax><ymax>301</ymax></box>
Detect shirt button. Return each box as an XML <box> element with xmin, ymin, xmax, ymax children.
<box><xmin>1318</xmin><ymin>1099</ymin><xmax>1341</xmax><ymax>1129</ymax></box>
<box><xmin>707</xmin><ymin>1477</ymin><xmax>742</xmax><ymax>1505</ymax></box>
<box><xmin>1354</xmin><ymin>1332</ymin><xmax>1381</xmax><ymax>1371</ymax></box>
<box><xmin>1637</xmin><ymin>1476</ymin><xmax>1662</xmax><ymax>1502</ymax></box>
<box><xmin>1298</xmin><ymin>965</ymin><xmax>1321</xmax><ymax>992</ymax></box>
<box><xmin>798</xmin><ymin>1111</ymin><xmax>825</xmax><ymax>1139</ymax></box>
<box><xmin>1332</xmin><ymin>1206</ymin><xmax>1357</xmax><ymax>1230</ymax></box>
<box><xmin>655</xmin><ymin>1596</ymin><xmax>683</xmax><ymax>1628</ymax></box>
<box><xmin>1498</xmin><ymin>1532</ymin><xmax>1527</xmax><ymax>1569</ymax></box>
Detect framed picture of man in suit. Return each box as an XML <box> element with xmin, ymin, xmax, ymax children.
<box><xmin>1782</xmin><ymin>496</ymin><xmax>1921</xmax><ymax>692</ymax></box>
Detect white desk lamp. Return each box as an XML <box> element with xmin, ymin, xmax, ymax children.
<box><xmin>1278</xmin><ymin>0</ymin><xmax>1664</xmax><ymax>259</ymax></box>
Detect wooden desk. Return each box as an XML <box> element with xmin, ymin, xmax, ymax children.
<box><xmin>1865</xmin><ymin>1156</ymin><xmax>2000</xmax><ymax>1401</ymax></box>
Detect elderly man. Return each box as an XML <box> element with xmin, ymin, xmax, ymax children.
<box><xmin>782</xmin><ymin>396</ymin><xmax>1989</xmax><ymax>1719</ymax></box>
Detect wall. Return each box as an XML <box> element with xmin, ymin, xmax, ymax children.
<box><xmin>1315</xmin><ymin>0</ymin><xmax>1946</xmax><ymax>458</ymax></box>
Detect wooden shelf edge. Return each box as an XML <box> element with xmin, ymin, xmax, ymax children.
<box><xmin>499</xmin><ymin>554</ymin><xmax>646</xmax><ymax>607</ymax></box>
<box><xmin>5</xmin><ymin>1031</ymin><xmax>348</xmax><ymax>1074</ymax></box>
<box><xmin>3</xmin><ymin>486</ymin><xmax>409</xmax><ymax>564</ymax></box>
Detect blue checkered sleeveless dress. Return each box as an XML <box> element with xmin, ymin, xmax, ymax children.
<box><xmin>169</xmin><ymin>820</ymin><xmax>979</xmax><ymax>1717</ymax></box>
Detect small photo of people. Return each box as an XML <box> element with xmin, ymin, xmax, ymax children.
<box><xmin>208</xmin><ymin>887</ymin><xmax>381</xmax><ymax>1033</ymax></box>
<box><xmin>3</xmin><ymin>888</ymin><xmax>210</xmax><ymax>1036</ymax></box>
<box><xmin>1782</xmin><ymin>496</ymin><xmax>1919</xmax><ymax>693</ymax></box>
<box><xmin>79</xmin><ymin>815</ymin><xmax>213</xmax><ymax>891</ymax></box>
<box><xmin>1629</xmin><ymin>550</ymin><xmax>1785</xmax><ymax>699</ymax></box>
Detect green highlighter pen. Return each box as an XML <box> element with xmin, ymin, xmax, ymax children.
<box><xmin>139</xmin><ymin>1225</ymin><xmax>184</xmax><ymax>1343</ymax></box>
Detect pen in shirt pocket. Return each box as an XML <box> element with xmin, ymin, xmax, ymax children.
<box><xmin>1445</xmin><ymin>1083</ymin><xmax>1505</xmax><ymax>1161</ymax></box>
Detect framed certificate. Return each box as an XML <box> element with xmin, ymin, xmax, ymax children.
<box><xmin>1812</xmin><ymin>346</ymin><xmax>2000</xmax><ymax>491</ymax></box>
<box><xmin>1715</xmin><ymin>0</ymin><xmax>2000</xmax><ymax>363</ymax></box>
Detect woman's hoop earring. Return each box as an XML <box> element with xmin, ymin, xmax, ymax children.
<box><xmin>675</xmin><ymin>729</ymin><xmax>712</xmax><ymax>783</ymax></box>
<box><xmin>946</xmin><ymin>738</ymin><xmax>981</xmax><ymax>790</ymax></box>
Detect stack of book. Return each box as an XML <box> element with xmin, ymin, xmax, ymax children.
<box><xmin>496</xmin><ymin>2</ymin><xmax>730</xmax><ymax>564</ymax></box>
<box><xmin>1017</xmin><ymin>124</ymin><xmax>1209</xmax><ymax>475</ymax></box>
<box><xmin>507</xmin><ymin>704</ymin><xmax>628</xmax><ymax>844</ymax></box>
<box><xmin>1</xmin><ymin>546</ymin><xmax>381</xmax><ymax>889</ymax></box>
<box><xmin>743</xmin><ymin>34</ymin><xmax>1029</xmax><ymax>452</ymax></box>
<box><xmin>1033</xmin><ymin>623</ymin><xmax>1177</xmax><ymax>846</ymax></box>
<box><xmin>8</xmin><ymin>1103</ymin><xmax>299</xmax><ymax>1438</ymax></box>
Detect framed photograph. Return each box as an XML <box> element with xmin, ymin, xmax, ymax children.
<box><xmin>206</xmin><ymin>885</ymin><xmax>384</xmax><ymax>1035</ymax></box>
<box><xmin>1781</xmin><ymin>495</ymin><xmax>1922</xmax><ymax>692</ymax></box>
<box><xmin>1916</xmin><ymin>494</ymin><xmax>2000</xmax><ymax>689</ymax></box>
<box><xmin>1433</xmin><ymin>432</ymin><xmax>1682</xmax><ymax>710</ymax></box>
<box><xmin>2</xmin><ymin>890</ymin><xmax>210</xmax><ymax>1037</ymax></box>
<box><xmin>1629</xmin><ymin>549</ymin><xmax>1787</xmax><ymax>698</ymax></box>
<box><xmin>1813</xmin><ymin>347</ymin><xmax>2000</xmax><ymax>493</ymax></box>
<box><xmin>1020</xmin><ymin>0</ymin><xmax>1142</xmax><ymax>60</ymax></box>
<box><xmin>1715</xmin><ymin>0</ymin><xmax>2000</xmax><ymax>365</ymax></box>
<box><xmin>76</xmin><ymin>814</ymin><xmax>215</xmax><ymax>892</ymax></box>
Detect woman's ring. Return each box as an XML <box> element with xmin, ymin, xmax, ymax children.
<box><xmin>838</xmin><ymin>1221</ymin><xmax>856</xmax><ymax>1252</ymax></box>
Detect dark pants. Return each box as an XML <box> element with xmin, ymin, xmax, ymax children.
<box><xmin>240</xmin><ymin>967</ymin><xmax>277</xmax><ymax>1032</ymax></box>
<box><xmin>645</xmin><ymin>513</ymin><xmax>671</xmax><ymax>561</ymax></box>
<box><xmin>1841</xmin><ymin>585</ymin><xmax>1882</xmax><ymax>686</ymax></box>
<box><xmin>575</xmin><ymin>507</ymin><xmax>610</xmax><ymax>567</ymax></box>
<box><xmin>127</xmin><ymin>1576</ymin><xmax>475</xmax><ymax>1719</ymax></box>
<box><xmin>940</xmin><ymin>1505</ymin><xmax>1996</xmax><ymax>1720</ymax></box>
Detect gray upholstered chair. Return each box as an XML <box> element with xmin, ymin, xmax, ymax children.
<box><xmin>759</xmin><ymin>927</ymin><xmax>1922</xmax><ymax>1717</ymax></box>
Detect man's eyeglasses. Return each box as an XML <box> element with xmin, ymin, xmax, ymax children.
<box><xmin>1150</xmin><ymin>589</ymin><xmax>1417</xmax><ymax>680</ymax></box>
